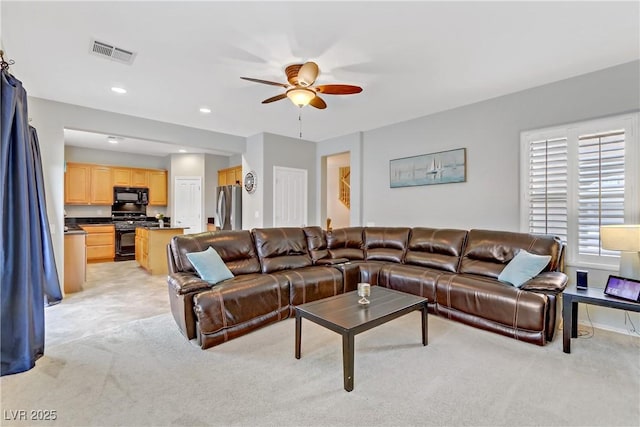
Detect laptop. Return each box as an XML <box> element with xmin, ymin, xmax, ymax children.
<box><xmin>603</xmin><ymin>275</ymin><xmax>640</xmax><ymax>303</ymax></box>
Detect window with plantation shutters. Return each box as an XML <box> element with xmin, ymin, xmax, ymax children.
<box><xmin>521</xmin><ymin>113</ymin><xmax>638</xmax><ymax>269</ymax></box>
<box><xmin>527</xmin><ymin>137</ymin><xmax>568</xmax><ymax>242</ymax></box>
<box><xmin>577</xmin><ymin>130</ymin><xmax>625</xmax><ymax>258</ymax></box>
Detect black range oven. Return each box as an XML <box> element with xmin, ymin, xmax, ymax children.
<box><xmin>115</xmin><ymin>225</ymin><xmax>136</xmax><ymax>260</ymax></box>
<box><xmin>113</xmin><ymin>219</ymin><xmax>160</xmax><ymax>261</ymax></box>
<box><xmin>112</xmin><ymin>196</ymin><xmax>150</xmax><ymax>261</ymax></box>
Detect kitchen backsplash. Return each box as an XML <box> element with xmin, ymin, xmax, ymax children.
<box><xmin>65</xmin><ymin>205</ymin><xmax>168</xmax><ymax>218</ymax></box>
<box><xmin>64</xmin><ymin>205</ymin><xmax>111</xmax><ymax>218</ymax></box>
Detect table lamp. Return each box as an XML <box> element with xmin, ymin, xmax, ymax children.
<box><xmin>600</xmin><ymin>224</ymin><xmax>640</xmax><ymax>280</ymax></box>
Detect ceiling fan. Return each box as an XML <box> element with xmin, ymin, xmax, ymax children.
<box><xmin>241</xmin><ymin>61</ymin><xmax>362</xmax><ymax>109</ymax></box>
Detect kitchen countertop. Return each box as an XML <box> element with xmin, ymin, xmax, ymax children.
<box><xmin>139</xmin><ymin>226</ymin><xmax>186</xmax><ymax>230</ymax></box>
<box><xmin>64</xmin><ymin>229</ymin><xmax>87</xmax><ymax>235</ymax></box>
<box><xmin>64</xmin><ymin>224</ymin><xmax>87</xmax><ymax>234</ymax></box>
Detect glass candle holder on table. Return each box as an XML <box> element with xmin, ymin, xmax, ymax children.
<box><xmin>357</xmin><ymin>283</ymin><xmax>371</xmax><ymax>305</ymax></box>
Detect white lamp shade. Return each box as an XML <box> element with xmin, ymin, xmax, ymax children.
<box><xmin>600</xmin><ymin>224</ymin><xmax>640</xmax><ymax>252</ymax></box>
<box><xmin>286</xmin><ymin>88</ymin><xmax>315</xmax><ymax>107</ymax></box>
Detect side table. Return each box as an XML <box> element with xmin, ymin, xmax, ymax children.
<box><xmin>562</xmin><ymin>285</ymin><xmax>640</xmax><ymax>353</ymax></box>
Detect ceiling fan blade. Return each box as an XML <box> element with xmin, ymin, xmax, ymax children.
<box><xmin>309</xmin><ymin>95</ymin><xmax>327</xmax><ymax>109</ymax></box>
<box><xmin>240</xmin><ymin>77</ymin><xmax>288</xmax><ymax>88</ymax></box>
<box><xmin>298</xmin><ymin>61</ymin><xmax>319</xmax><ymax>87</ymax></box>
<box><xmin>315</xmin><ymin>84</ymin><xmax>363</xmax><ymax>95</ymax></box>
<box><xmin>261</xmin><ymin>93</ymin><xmax>287</xmax><ymax>104</ymax></box>
<box><xmin>285</xmin><ymin>64</ymin><xmax>303</xmax><ymax>85</ymax></box>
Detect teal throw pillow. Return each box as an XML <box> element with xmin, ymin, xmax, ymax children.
<box><xmin>186</xmin><ymin>247</ymin><xmax>234</xmax><ymax>285</ymax></box>
<box><xmin>498</xmin><ymin>249</ymin><xmax>551</xmax><ymax>288</ymax></box>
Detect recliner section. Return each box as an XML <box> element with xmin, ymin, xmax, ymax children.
<box><xmin>167</xmin><ymin>225</ymin><xmax>567</xmax><ymax>350</ymax></box>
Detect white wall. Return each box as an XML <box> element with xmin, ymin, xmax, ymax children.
<box><xmin>28</xmin><ymin>97</ymin><xmax>245</xmax><ymax>283</ymax></box>
<box><xmin>361</xmin><ymin>61</ymin><xmax>640</xmax><ymax>230</ymax></box>
<box><xmin>262</xmin><ymin>132</ymin><xmax>317</xmax><ymax>227</ymax></box>
<box><xmin>326</xmin><ymin>152</ymin><xmax>351</xmax><ymax>229</ymax></box>
<box><xmin>65</xmin><ymin>145</ymin><xmax>169</xmax><ymax>169</ymax></box>
<box><xmin>242</xmin><ymin>133</ymin><xmax>264</xmax><ymax>229</ymax></box>
<box><xmin>242</xmin><ymin>132</ymin><xmax>317</xmax><ymax>228</ymax></box>
<box><xmin>229</xmin><ymin>153</ymin><xmax>243</xmax><ymax>168</ymax></box>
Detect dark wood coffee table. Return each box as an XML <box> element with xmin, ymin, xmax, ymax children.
<box><xmin>295</xmin><ymin>286</ymin><xmax>428</xmax><ymax>391</ymax></box>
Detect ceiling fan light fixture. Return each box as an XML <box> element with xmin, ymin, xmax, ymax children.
<box><xmin>286</xmin><ymin>88</ymin><xmax>315</xmax><ymax>107</ymax></box>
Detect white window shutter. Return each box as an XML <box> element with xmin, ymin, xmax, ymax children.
<box><xmin>577</xmin><ymin>130</ymin><xmax>625</xmax><ymax>257</ymax></box>
<box><xmin>527</xmin><ymin>137</ymin><xmax>568</xmax><ymax>242</ymax></box>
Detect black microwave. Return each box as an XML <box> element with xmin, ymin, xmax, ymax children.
<box><xmin>113</xmin><ymin>187</ymin><xmax>149</xmax><ymax>205</ymax></box>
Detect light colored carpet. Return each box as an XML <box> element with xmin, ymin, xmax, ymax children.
<box><xmin>1</xmin><ymin>262</ymin><xmax>639</xmax><ymax>427</ymax></box>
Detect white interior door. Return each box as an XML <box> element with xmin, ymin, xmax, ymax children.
<box><xmin>273</xmin><ymin>166</ymin><xmax>307</xmax><ymax>227</ymax></box>
<box><xmin>173</xmin><ymin>177</ymin><xmax>202</xmax><ymax>234</ymax></box>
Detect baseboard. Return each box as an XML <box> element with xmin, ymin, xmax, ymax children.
<box><xmin>557</xmin><ymin>317</ymin><xmax>640</xmax><ymax>337</ymax></box>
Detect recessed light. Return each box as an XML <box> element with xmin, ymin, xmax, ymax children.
<box><xmin>178</xmin><ymin>149</ymin><xmax>187</xmax><ymax>153</ymax></box>
<box><xmin>199</xmin><ymin>107</ymin><xmax>211</xmax><ymax>114</ymax></box>
<box><xmin>107</xmin><ymin>136</ymin><xmax>123</xmax><ymax>144</ymax></box>
<box><xmin>111</xmin><ymin>86</ymin><xmax>127</xmax><ymax>94</ymax></box>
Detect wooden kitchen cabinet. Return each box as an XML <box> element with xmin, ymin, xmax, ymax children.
<box><xmin>64</xmin><ymin>231</ymin><xmax>86</xmax><ymax>293</ymax></box>
<box><xmin>218</xmin><ymin>165</ymin><xmax>242</xmax><ymax>186</ymax></box>
<box><xmin>80</xmin><ymin>224</ymin><xmax>115</xmax><ymax>263</ymax></box>
<box><xmin>113</xmin><ymin>167</ymin><xmax>149</xmax><ymax>187</ymax></box>
<box><xmin>131</xmin><ymin>169</ymin><xmax>149</xmax><ymax>187</ymax></box>
<box><xmin>135</xmin><ymin>227</ymin><xmax>149</xmax><ymax>269</ymax></box>
<box><xmin>136</xmin><ymin>227</ymin><xmax>184</xmax><ymax>275</ymax></box>
<box><xmin>91</xmin><ymin>166</ymin><xmax>113</xmax><ymax>204</ymax></box>
<box><xmin>112</xmin><ymin>168</ymin><xmax>132</xmax><ymax>186</ymax></box>
<box><xmin>65</xmin><ymin>162</ymin><xmax>167</xmax><ymax>205</ymax></box>
<box><xmin>65</xmin><ymin>163</ymin><xmax>91</xmax><ymax>204</ymax></box>
<box><xmin>148</xmin><ymin>170</ymin><xmax>167</xmax><ymax>205</ymax></box>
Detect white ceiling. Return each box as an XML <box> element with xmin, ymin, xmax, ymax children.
<box><xmin>3</xmin><ymin>1</ymin><xmax>639</xmax><ymax>151</ymax></box>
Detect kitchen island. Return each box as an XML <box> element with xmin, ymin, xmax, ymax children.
<box><xmin>64</xmin><ymin>227</ymin><xmax>87</xmax><ymax>293</ymax></box>
<box><xmin>135</xmin><ymin>227</ymin><xmax>186</xmax><ymax>275</ymax></box>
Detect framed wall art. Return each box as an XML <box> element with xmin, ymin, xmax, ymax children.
<box><xmin>389</xmin><ymin>148</ymin><xmax>466</xmax><ymax>188</ymax></box>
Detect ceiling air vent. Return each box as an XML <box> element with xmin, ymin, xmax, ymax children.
<box><xmin>89</xmin><ymin>39</ymin><xmax>136</xmax><ymax>65</ymax></box>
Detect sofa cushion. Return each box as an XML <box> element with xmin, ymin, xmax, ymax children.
<box><xmin>459</xmin><ymin>229</ymin><xmax>563</xmax><ymax>279</ymax></box>
<box><xmin>170</xmin><ymin>230</ymin><xmax>261</xmax><ymax>275</ymax></box>
<box><xmin>327</xmin><ymin>227</ymin><xmax>365</xmax><ymax>260</ymax></box>
<box><xmin>364</xmin><ymin>227</ymin><xmax>410</xmax><ymax>262</ymax></box>
<box><xmin>193</xmin><ymin>273</ymin><xmax>290</xmax><ymax>339</ymax></box>
<box><xmin>498</xmin><ymin>250</ymin><xmax>551</xmax><ymax>288</ymax></box>
<box><xmin>186</xmin><ymin>247</ymin><xmax>234</xmax><ymax>285</ymax></box>
<box><xmin>253</xmin><ymin>228</ymin><xmax>313</xmax><ymax>273</ymax></box>
<box><xmin>378</xmin><ymin>263</ymin><xmax>454</xmax><ymax>309</ymax></box>
<box><xmin>404</xmin><ymin>228</ymin><xmax>468</xmax><ymax>272</ymax></box>
<box><xmin>436</xmin><ymin>274</ymin><xmax>548</xmax><ymax>334</ymax></box>
<box><xmin>272</xmin><ymin>266</ymin><xmax>343</xmax><ymax>307</ymax></box>
<box><xmin>303</xmin><ymin>226</ymin><xmax>329</xmax><ymax>262</ymax></box>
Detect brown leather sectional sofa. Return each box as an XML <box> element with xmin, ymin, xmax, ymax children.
<box><xmin>167</xmin><ymin>226</ymin><xmax>567</xmax><ymax>350</ymax></box>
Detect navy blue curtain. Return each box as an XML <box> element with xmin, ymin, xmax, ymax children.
<box><xmin>1</xmin><ymin>69</ymin><xmax>62</xmax><ymax>376</ymax></box>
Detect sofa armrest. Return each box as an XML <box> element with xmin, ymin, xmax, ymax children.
<box><xmin>316</xmin><ymin>257</ymin><xmax>350</xmax><ymax>266</ymax></box>
<box><xmin>520</xmin><ymin>271</ymin><xmax>568</xmax><ymax>294</ymax></box>
<box><xmin>168</xmin><ymin>273</ymin><xmax>212</xmax><ymax>296</ymax></box>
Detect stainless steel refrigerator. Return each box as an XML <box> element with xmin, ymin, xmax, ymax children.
<box><xmin>215</xmin><ymin>185</ymin><xmax>242</xmax><ymax>230</ymax></box>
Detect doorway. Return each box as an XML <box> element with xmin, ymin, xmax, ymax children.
<box><xmin>173</xmin><ymin>177</ymin><xmax>202</xmax><ymax>234</ymax></box>
<box><xmin>273</xmin><ymin>166</ymin><xmax>307</xmax><ymax>227</ymax></box>
<box><xmin>325</xmin><ymin>152</ymin><xmax>351</xmax><ymax>229</ymax></box>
